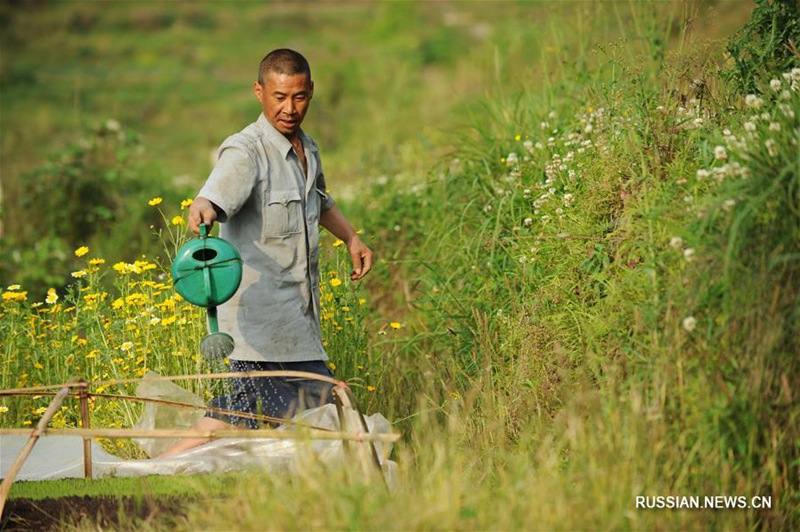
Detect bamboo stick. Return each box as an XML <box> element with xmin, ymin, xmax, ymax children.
<box><xmin>0</xmin><ymin>382</ymin><xmax>73</xmax><ymax>517</ymax></box>
<box><xmin>0</xmin><ymin>427</ymin><xmax>400</xmax><ymax>443</ymax></box>
<box><xmin>78</xmin><ymin>380</ymin><xmax>92</xmax><ymax>480</ymax></box>
<box><xmin>0</xmin><ymin>370</ymin><xmax>346</xmax><ymax>395</ymax></box>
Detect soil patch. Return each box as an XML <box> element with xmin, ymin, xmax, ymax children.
<box><xmin>1</xmin><ymin>495</ymin><xmax>190</xmax><ymax>530</ymax></box>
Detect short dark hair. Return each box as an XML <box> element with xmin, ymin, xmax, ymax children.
<box><xmin>258</xmin><ymin>49</ymin><xmax>311</xmax><ymax>84</ymax></box>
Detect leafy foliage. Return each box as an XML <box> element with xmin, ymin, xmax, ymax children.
<box><xmin>725</xmin><ymin>0</ymin><xmax>800</xmax><ymax>93</ymax></box>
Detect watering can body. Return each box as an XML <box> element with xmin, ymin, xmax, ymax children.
<box><xmin>171</xmin><ymin>225</ymin><xmax>243</xmax><ymax>308</ymax></box>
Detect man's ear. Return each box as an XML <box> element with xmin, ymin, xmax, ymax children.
<box><xmin>309</xmin><ymin>80</ymin><xmax>314</xmax><ymax>100</ymax></box>
<box><xmin>253</xmin><ymin>81</ymin><xmax>263</xmax><ymax>100</ymax></box>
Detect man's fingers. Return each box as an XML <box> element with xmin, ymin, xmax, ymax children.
<box><xmin>350</xmin><ymin>245</ymin><xmax>374</xmax><ymax>281</ymax></box>
<box><xmin>360</xmin><ymin>249</ymin><xmax>374</xmax><ymax>277</ymax></box>
<box><xmin>350</xmin><ymin>249</ymin><xmax>363</xmax><ymax>280</ymax></box>
<box><xmin>188</xmin><ymin>198</ymin><xmax>218</xmax><ymax>235</ymax></box>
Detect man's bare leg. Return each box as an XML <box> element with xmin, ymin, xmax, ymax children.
<box><xmin>157</xmin><ymin>416</ymin><xmax>233</xmax><ymax>458</ymax></box>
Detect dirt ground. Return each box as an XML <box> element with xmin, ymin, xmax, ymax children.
<box><xmin>1</xmin><ymin>495</ymin><xmax>190</xmax><ymax>530</ymax></box>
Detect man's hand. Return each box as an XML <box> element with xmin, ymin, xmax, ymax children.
<box><xmin>347</xmin><ymin>235</ymin><xmax>373</xmax><ymax>281</ymax></box>
<box><xmin>320</xmin><ymin>205</ymin><xmax>374</xmax><ymax>281</ymax></box>
<box><xmin>188</xmin><ymin>197</ymin><xmax>219</xmax><ymax>235</ymax></box>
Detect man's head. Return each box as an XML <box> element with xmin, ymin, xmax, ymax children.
<box><xmin>254</xmin><ymin>49</ymin><xmax>314</xmax><ymax>139</ymax></box>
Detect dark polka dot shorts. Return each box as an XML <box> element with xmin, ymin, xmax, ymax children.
<box><xmin>206</xmin><ymin>359</ymin><xmax>335</xmax><ymax>428</ymax></box>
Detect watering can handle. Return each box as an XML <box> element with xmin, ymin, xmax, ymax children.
<box><xmin>199</xmin><ymin>222</ymin><xmax>208</xmax><ymax>239</ymax></box>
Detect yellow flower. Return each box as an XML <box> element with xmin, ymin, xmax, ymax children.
<box><xmin>358</xmin><ymin>298</ymin><xmax>366</xmax><ymax>305</ymax></box>
<box><xmin>0</xmin><ymin>406</ymin><xmax>8</xmax><ymax>414</ymax></box>
<box><xmin>181</xmin><ymin>198</ymin><xmax>194</xmax><ymax>209</ymax></box>
<box><xmin>120</xmin><ymin>341</ymin><xmax>134</xmax><ymax>351</ymax></box>
<box><xmin>74</xmin><ymin>246</ymin><xmax>90</xmax><ymax>257</ymax></box>
<box><xmin>327</xmin><ymin>362</ymin><xmax>336</xmax><ymax>371</ymax></box>
<box><xmin>390</xmin><ymin>322</ymin><xmax>402</xmax><ymax>329</ymax></box>
<box><xmin>133</xmin><ymin>260</ymin><xmax>156</xmax><ymax>272</ymax></box>
<box><xmin>7</xmin><ymin>284</ymin><xmax>21</xmax><ymax>290</ymax></box>
<box><xmin>71</xmin><ymin>270</ymin><xmax>87</xmax><ymax>278</ymax></box>
<box><xmin>2</xmin><ymin>291</ymin><xmax>27</xmax><ymax>302</ymax></box>
<box><xmin>514</xmin><ymin>134</ymin><xmax>521</xmax><ymax>141</ymax></box>
<box><xmin>172</xmin><ymin>215</ymin><xmax>185</xmax><ymax>226</ymax></box>
<box><xmin>341</xmin><ymin>306</ymin><xmax>350</xmax><ymax>312</ymax></box>
<box><xmin>45</xmin><ymin>288</ymin><xmax>58</xmax><ymax>305</ymax></box>
<box><xmin>89</xmin><ymin>258</ymin><xmax>106</xmax><ymax>266</ymax></box>
<box><xmin>366</xmin><ymin>385</ymin><xmax>377</xmax><ymax>392</ymax></box>
<box><xmin>332</xmin><ymin>239</ymin><xmax>344</xmax><ymax>247</ymax></box>
<box><xmin>148</xmin><ymin>197</ymin><xmax>163</xmax><ymax>206</ymax></box>
<box><xmin>329</xmin><ymin>278</ymin><xmax>342</xmax><ymax>288</ymax></box>
<box><xmin>86</xmin><ymin>349</ymin><xmax>99</xmax><ymax>359</ymax></box>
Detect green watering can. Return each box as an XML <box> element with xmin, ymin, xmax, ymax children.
<box><xmin>172</xmin><ymin>223</ymin><xmax>242</xmax><ymax>359</ymax></box>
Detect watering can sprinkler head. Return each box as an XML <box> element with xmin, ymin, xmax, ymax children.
<box><xmin>171</xmin><ymin>223</ymin><xmax>242</xmax><ymax>360</ymax></box>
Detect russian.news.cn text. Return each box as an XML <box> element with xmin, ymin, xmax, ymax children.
<box><xmin>636</xmin><ymin>495</ymin><xmax>772</xmax><ymax>510</ymax></box>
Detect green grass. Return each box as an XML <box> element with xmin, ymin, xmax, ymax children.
<box><xmin>8</xmin><ymin>473</ymin><xmax>238</xmax><ymax>501</ymax></box>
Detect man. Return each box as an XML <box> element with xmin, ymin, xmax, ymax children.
<box><xmin>159</xmin><ymin>49</ymin><xmax>373</xmax><ymax>458</ymax></box>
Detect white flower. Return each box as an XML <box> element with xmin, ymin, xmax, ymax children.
<box><xmin>683</xmin><ymin>248</ymin><xmax>696</xmax><ymax>261</ymax></box>
<box><xmin>523</xmin><ymin>140</ymin><xmax>534</xmax><ymax>152</ymax></box>
<box><xmin>779</xmin><ymin>103</ymin><xmax>795</xmax><ymax>119</ymax></box>
<box><xmin>714</xmin><ymin>146</ymin><xmax>727</xmax><ymax>160</ymax></box>
<box><xmin>669</xmin><ymin>237</ymin><xmax>684</xmax><ymax>249</ymax></box>
<box><xmin>745</xmin><ymin>94</ymin><xmax>763</xmax><ymax>109</ymax></box>
<box><xmin>770</xmin><ymin>79</ymin><xmax>781</xmax><ymax>91</ymax></box>
<box><xmin>765</xmin><ymin>139</ymin><xmax>778</xmax><ymax>157</ymax></box>
<box><xmin>696</xmin><ymin>169</ymin><xmax>710</xmax><ymax>180</ymax></box>
<box><xmin>722</xmin><ymin>199</ymin><xmax>736</xmax><ymax>211</ymax></box>
<box><xmin>682</xmin><ymin>316</ymin><xmax>697</xmax><ymax>332</ymax></box>
<box><xmin>506</xmin><ymin>152</ymin><xmax>519</xmax><ymax>165</ymax></box>
<box><xmin>769</xmin><ymin>122</ymin><xmax>781</xmax><ymax>132</ymax></box>
<box><xmin>523</xmin><ymin>217</ymin><xmax>533</xmax><ymax>226</ymax></box>
<box><xmin>744</xmin><ymin>121</ymin><xmax>757</xmax><ymax>132</ymax></box>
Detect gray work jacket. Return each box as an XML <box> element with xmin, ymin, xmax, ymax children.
<box><xmin>197</xmin><ymin>114</ymin><xmax>335</xmax><ymax>362</ymax></box>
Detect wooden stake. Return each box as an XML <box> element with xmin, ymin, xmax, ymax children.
<box><xmin>78</xmin><ymin>379</ymin><xmax>92</xmax><ymax>480</ymax></box>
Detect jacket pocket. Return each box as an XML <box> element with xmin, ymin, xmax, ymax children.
<box><xmin>263</xmin><ymin>189</ymin><xmax>303</xmax><ymax>238</ymax></box>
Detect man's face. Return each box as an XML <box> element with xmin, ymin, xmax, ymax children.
<box><xmin>254</xmin><ymin>71</ymin><xmax>314</xmax><ymax>139</ymax></box>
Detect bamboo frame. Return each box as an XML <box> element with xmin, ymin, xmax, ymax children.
<box><xmin>0</xmin><ymin>371</ymin><xmax>397</xmax><ymax>518</ymax></box>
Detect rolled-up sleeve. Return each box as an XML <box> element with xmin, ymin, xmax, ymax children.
<box><xmin>315</xmin><ymin>156</ymin><xmax>335</xmax><ymax>212</ymax></box>
<box><xmin>198</xmin><ymin>146</ymin><xmax>258</xmax><ymax>222</ymax></box>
